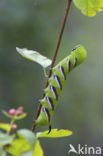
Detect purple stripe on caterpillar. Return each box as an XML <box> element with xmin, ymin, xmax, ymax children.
<box><xmin>74</xmin><ymin>57</ymin><xmax>77</xmax><ymax>67</ymax></box>
<box><xmin>49</xmin><ymin>85</ymin><xmax>58</xmax><ymax>100</ymax></box>
<box><xmin>45</xmin><ymin>96</ymin><xmax>54</xmax><ymax>110</ymax></box>
<box><xmin>42</xmin><ymin>107</ymin><xmax>50</xmax><ymax>122</ymax></box>
<box><xmin>58</xmin><ymin>65</ymin><xmax>66</xmax><ymax>80</ymax></box>
<box><xmin>67</xmin><ymin>59</ymin><xmax>71</xmax><ymax>72</ymax></box>
<box><xmin>53</xmin><ymin>75</ymin><xmax>62</xmax><ymax>90</ymax></box>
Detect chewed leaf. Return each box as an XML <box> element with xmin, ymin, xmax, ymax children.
<box><xmin>73</xmin><ymin>0</ymin><xmax>103</xmax><ymax>17</ymax></box>
<box><xmin>16</xmin><ymin>47</ymin><xmax>52</xmax><ymax>68</ymax></box>
<box><xmin>36</xmin><ymin>129</ymin><xmax>72</xmax><ymax>138</ymax></box>
<box><xmin>33</xmin><ymin>140</ymin><xmax>43</xmax><ymax>156</ymax></box>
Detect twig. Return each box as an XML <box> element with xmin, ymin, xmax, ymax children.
<box><xmin>32</xmin><ymin>0</ymin><xmax>72</xmax><ymax>131</ymax></box>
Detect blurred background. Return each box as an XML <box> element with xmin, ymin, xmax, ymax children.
<box><xmin>0</xmin><ymin>0</ymin><xmax>103</xmax><ymax>155</ymax></box>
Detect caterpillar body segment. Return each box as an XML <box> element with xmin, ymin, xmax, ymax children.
<box><xmin>40</xmin><ymin>96</ymin><xmax>55</xmax><ymax>111</ymax></box>
<box><xmin>34</xmin><ymin>45</ymin><xmax>87</xmax><ymax>128</ymax></box>
<box><xmin>48</xmin><ymin>75</ymin><xmax>62</xmax><ymax>90</ymax></box>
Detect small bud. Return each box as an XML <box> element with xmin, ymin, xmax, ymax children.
<box><xmin>17</xmin><ymin>106</ymin><xmax>23</xmax><ymax>111</ymax></box>
<box><xmin>10</xmin><ymin>124</ymin><xmax>17</xmax><ymax>131</ymax></box>
<box><xmin>17</xmin><ymin>110</ymin><xmax>23</xmax><ymax>116</ymax></box>
<box><xmin>8</xmin><ymin>109</ymin><xmax>16</xmax><ymax>116</ymax></box>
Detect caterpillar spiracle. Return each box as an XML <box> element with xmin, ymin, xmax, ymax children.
<box><xmin>34</xmin><ymin>45</ymin><xmax>87</xmax><ymax>132</ymax></box>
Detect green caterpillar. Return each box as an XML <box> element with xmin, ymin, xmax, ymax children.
<box><xmin>34</xmin><ymin>45</ymin><xmax>87</xmax><ymax>132</ymax></box>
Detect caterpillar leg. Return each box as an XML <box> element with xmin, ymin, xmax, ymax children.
<box><xmin>48</xmin><ymin>125</ymin><xmax>51</xmax><ymax>134</ymax></box>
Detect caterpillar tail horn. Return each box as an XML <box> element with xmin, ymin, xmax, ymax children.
<box><xmin>48</xmin><ymin>125</ymin><xmax>52</xmax><ymax>134</ymax></box>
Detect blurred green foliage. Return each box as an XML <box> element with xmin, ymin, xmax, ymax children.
<box><xmin>0</xmin><ymin>0</ymin><xmax>103</xmax><ymax>155</ymax></box>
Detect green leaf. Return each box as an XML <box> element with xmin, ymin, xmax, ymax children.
<box><xmin>17</xmin><ymin>129</ymin><xmax>36</xmax><ymax>148</ymax></box>
<box><xmin>2</xmin><ymin>111</ymin><xmax>12</xmax><ymax>119</ymax></box>
<box><xmin>21</xmin><ymin>140</ymin><xmax>43</xmax><ymax>156</ymax></box>
<box><xmin>73</xmin><ymin>0</ymin><xmax>103</xmax><ymax>17</ymax></box>
<box><xmin>21</xmin><ymin>151</ymin><xmax>33</xmax><ymax>156</ymax></box>
<box><xmin>36</xmin><ymin>129</ymin><xmax>72</xmax><ymax>138</ymax></box>
<box><xmin>14</xmin><ymin>113</ymin><xmax>27</xmax><ymax>120</ymax></box>
<box><xmin>0</xmin><ymin>131</ymin><xmax>14</xmax><ymax>146</ymax></box>
<box><xmin>6</xmin><ymin>134</ymin><xmax>31</xmax><ymax>156</ymax></box>
<box><xmin>33</xmin><ymin>140</ymin><xmax>43</xmax><ymax>156</ymax></box>
<box><xmin>0</xmin><ymin>123</ymin><xmax>10</xmax><ymax>132</ymax></box>
<box><xmin>16</xmin><ymin>47</ymin><xmax>52</xmax><ymax>68</ymax></box>
<box><xmin>8</xmin><ymin>129</ymin><xmax>37</xmax><ymax>156</ymax></box>
<box><xmin>0</xmin><ymin>147</ymin><xmax>7</xmax><ymax>156</ymax></box>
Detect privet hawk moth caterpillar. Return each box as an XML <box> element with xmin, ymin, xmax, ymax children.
<box><xmin>34</xmin><ymin>45</ymin><xmax>87</xmax><ymax>132</ymax></box>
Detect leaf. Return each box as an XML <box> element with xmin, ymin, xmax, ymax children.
<box><xmin>0</xmin><ymin>123</ymin><xmax>10</xmax><ymax>132</ymax></box>
<box><xmin>17</xmin><ymin>129</ymin><xmax>36</xmax><ymax>148</ymax></box>
<box><xmin>21</xmin><ymin>151</ymin><xmax>33</xmax><ymax>156</ymax></box>
<box><xmin>16</xmin><ymin>47</ymin><xmax>52</xmax><ymax>68</ymax></box>
<box><xmin>73</xmin><ymin>0</ymin><xmax>103</xmax><ymax>17</ymax></box>
<box><xmin>9</xmin><ymin>129</ymin><xmax>37</xmax><ymax>156</ymax></box>
<box><xmin>6</xmin><ymin>134</ymin><xmax>31</xmax><ymax>156</ymax></box>
<box><xmin>14</xmin><ymin>113</ymin><xmax>27</xmax><ymax>120</ymax></box>
<box><xmin>0</xmin><ymin>147</ymin><xmax>7</xmax><ymax>156</ymax></box>
<box><xmin>21</xmin><ymin>140</ymin><xmax>43</xmax><ymax>156</ymax></box>
<box><xmin>36</xmin><ymin>129</ymin><xmax>72</xmax><ymax>138</ymax></box>
<box><xmin>2</xmin><ymin>111</ymin><xmax>12</xmax><ymax>119</ymax></box>
<box><xmin>0</xmin><ymin>131</ymin><xmax>14</xmax><ymax>146</ymax></box>
<box><xmin>33</xmin><ymin>140</ymin><xmax>43</xmax><ymax>156</ymax></box>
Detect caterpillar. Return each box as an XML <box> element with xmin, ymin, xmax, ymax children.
<box><xmin>34</xmin><ymin>45</ymin><xmax>87</xmax><ymax>132</ymax></box>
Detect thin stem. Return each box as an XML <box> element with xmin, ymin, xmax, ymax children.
<box><xmin>7</xmin><ymin>119</ymin><xmax>15</xmax><ymax>135</ymax></box>
<box><xmin>32</xmin><ymin>0</ymin><xmax>72</xmax><ymax>131</ymax></box>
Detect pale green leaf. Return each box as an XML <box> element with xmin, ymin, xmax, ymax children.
<box><xmin>36</xmin><ymin>129</ymin><xmax>72</xmax><ymax>138</ymax></box>
<box><xmin>10</xmin><ymin>129</ymin><xmax>37</xmax><ymax>156</ymax></box>
<box><xmin>33</xmin><ymin>140</ymin><xmax>43</xmax><ymax>156</ymax></box>
<box><xmin>6</xmin><ymin>134</ymin><xmax>31</xmax><ymax>156</ymax></box>
<box><xmin>16</xmin><ymin>47</ymin><xmax>52</xmax><ymax>68</ymax></box>
<box><xmin>0</xmin><ymin>123</ymin><xmax>10</xmax><ymax>132</ymax></box>
<box><xmin>0</xmin><ymin>147</ymin><xmax>7</xmax><ymax>156</ymax></box>
<box><xmin>21</xmin><ymin>150</ymin><xmax>33</xmax><ymax>156</ymax></box>
<box><xmin>73</xmin><ymin>0</ymin><xmax>103</xmax><ymax>17</ymax></box>
<box><xmin>0</xmin><ymin>131</ymin><xmax>14</xmax><ymax>146</ymax></box>
<box><xmin>17</xmin><ymin>129</ymin><xmax>36</xmax><ymax>148</ymax></box>
<box><xmin>21</xmin><ymin>140</ymin><xmax>43</xmax><ymax>156</ymax></box>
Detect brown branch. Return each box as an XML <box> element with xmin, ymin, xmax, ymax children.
<box><xmin>31</xmin><ymin>0</ymin><xmax>72</xmax><ymax>131</ymax></box>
